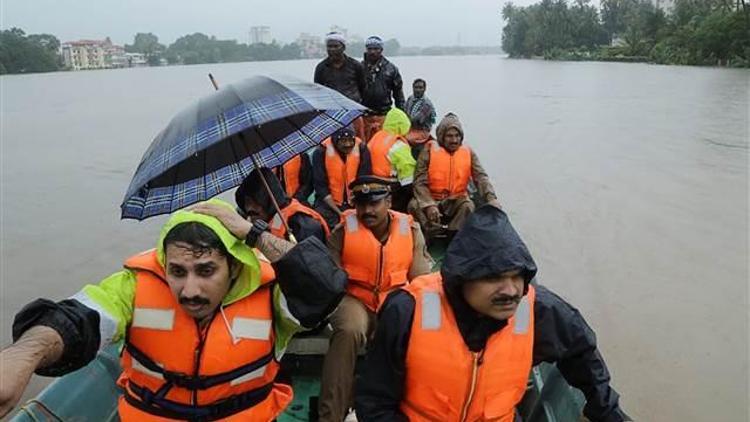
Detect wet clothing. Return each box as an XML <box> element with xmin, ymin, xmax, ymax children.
<box><xmin>361</xmin><ymin>56</ymin><xmax>405</xmax><ymax>115</ymax></box>
<box><xmin>314</xmin><ymin>55</ymin><xmax>366</xmax><ymax>103</ymax></box>
<box><xmin>355</xmin><ymin>205</ymin><xmax>629</xmax><ymax>422</ymax></box>
<box><xmin>404</xmin><ymin>95</ymin><xmax>436</xmax><ymax>130</ymax></box>
<box><xmin>12</xmin><ymin>200</ymin><xmax>347</xmax><ymax>418</ymax></box>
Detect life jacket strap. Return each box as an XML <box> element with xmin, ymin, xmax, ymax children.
<box><xmin>125</xmin><ymin>342</ymin><xmax>274</xmax><ymax>390</ymax></box>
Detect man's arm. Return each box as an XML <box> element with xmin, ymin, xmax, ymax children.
<box><xmin>391</xmin><ymin>64</ymin><xmax>405</xmax><ymax>110</ymax></box>
<box><xmin>312</xmin><ymin>147</ymin><xmax>331</xmax><ymax>200</ymax></box>
<box><xmin>325</xmin><ymin>224</ymin><xmax>345</xmax><ymax>267</ymax></box>
<box><xmin>313</xmin><ymin>61</ymin><xmax>323</xmax><ymax>85</ymax></box>
<box><xmin>354</xmin><ymin>59</ymin><xmax>366</xmax><ymax>100</ymax></box>
<box><xmin>1</xmin><ymin>270</ymin><xmax>136</xmax><ymax>417</ymax></box>
<box><xmin>412</xmin><ymin>145</ymin><xmax>435</xmax><ymax>208</ymax></box>
<box><xmin>469</xmin><ymin>150</ymin><xmax>498</xmax><ymax>204</ymax></box>
<box><xmin>358</xmin><ymin>142</ymin><xmax>373</xmax><ymax>176</ymax></box>
<box><xmin>407</xmin><ymin>223</ymin><xmax>433</xmax><ymax>279</ymax></box>
<box><xmin>533</xmin><ymin>285</ymin><xmax>631</xmax><ymax>422</ymax></box>
<box><xmin>355</xmin><ymin>290</ymin><xmax>415</xmax><ymax>422</ymax></box>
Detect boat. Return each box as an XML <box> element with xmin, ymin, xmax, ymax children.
<box><xmin>10</xmin><ymin>235</ymin><xmax>585</xmax><ymax>422</ymax></box>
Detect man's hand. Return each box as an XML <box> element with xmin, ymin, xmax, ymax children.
<box><xmin>191</xmin><ymin>203</ymin><xmax>252</xmax><ymax>240</ymax></box>
<box><xmin>0</xmin><ymin>326</ymin><xmax>63</xmax><ymax>418</ymax></box>
<box><xmin>487</xmin><ymin>199</ymin><xmax>502</xmax><ymax>209</ymax></box>
<box><xmin>424</xmin><ymin>205</ymin><xmax>441</xmax><ymax>224</ymax></box>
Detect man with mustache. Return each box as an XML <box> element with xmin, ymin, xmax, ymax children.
<box><xmin>356</xmin><ymin>205</ymin><xmax>632</xmax><ymax>422</ymax></box>
<box><xmin>319</xmin><ymin>175</ymin><xmax>433</xmax><ymax>422</ymax></box>
<box><xmin>0</xmin><ymin>199</ymin><xmax>346</xmax><ymax>421</ymax></box>
<box><xmin>409</xmin><ymin>112</ymin><xmax>499</xmax><ymax>241</ymax></box>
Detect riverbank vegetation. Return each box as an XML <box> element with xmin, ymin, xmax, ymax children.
<box><xmin>501</xmin><ymin>0</ymin><xmax>750</xmax><ymax>67</ymax></box>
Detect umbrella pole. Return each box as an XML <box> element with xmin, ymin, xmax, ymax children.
<box><xmin>208</xmin><ymin>74</ymin><xmax>296</xmax><ymax>244</ymax></box>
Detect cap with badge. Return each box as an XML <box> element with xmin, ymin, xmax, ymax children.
<box><xmin>349</xmin><ymin>175</ymin><xmax>395</xmax><ymax>204</ymax></box>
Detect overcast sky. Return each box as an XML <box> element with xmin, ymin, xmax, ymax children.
<box><xmin>1</xmin><ymin>0</ymin><xmax>566</xmax><ymax>47</ymax></box>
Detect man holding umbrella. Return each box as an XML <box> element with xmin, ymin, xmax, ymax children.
<box><xmin>0</xmin><ymin>200</ymin><xmax>347</xmax><ymax>420</ymax></box>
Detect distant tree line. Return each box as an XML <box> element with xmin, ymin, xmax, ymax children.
<box><xmin>501</xmin><ymin>0</ymin><xmax>750</xmax><ymax>67</ymax></box>
<box><xmin>0</xmin><ymin>28</ymin><xmax>62</xmax><ymax>74</ymax></box>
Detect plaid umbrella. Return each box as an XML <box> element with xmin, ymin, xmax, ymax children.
<box><xmin>121</xmin><ymin>75</ymin><xmax>365</xmax><ymax>220</ymax></box>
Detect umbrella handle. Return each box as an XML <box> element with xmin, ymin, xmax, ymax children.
<box><xmin>208</xmin><ymin>74</ymin><xmax>296</xmax><ymax>245</ymax></box>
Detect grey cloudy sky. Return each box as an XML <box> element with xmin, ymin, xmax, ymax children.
<box><xmin>1</xmin><ymin>0</ymin><xmax>554</xmax><ymax>47</ymax></box>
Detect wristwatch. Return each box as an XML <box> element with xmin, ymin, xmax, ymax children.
<box><xmin>244</xmin><ymin>219</ymin><xmax>269</xmax><ymax>247</ymax></box>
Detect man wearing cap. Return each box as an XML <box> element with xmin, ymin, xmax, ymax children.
<box><xmin>314</xmin><ymin>31</ymin><xmax>367</xmax><ymax>140</ymax></box>
<box><xmin>312</xmin><ymin>126</ymin><xmax>372</xmax><ymax>231</ymax></box>
<box><xmin>361</xmin><ymin>36</ymin><xmax>405</xmax><ymax>141</ymax></box>
<box><xmin>410</xmin><ymin>112</ymin><xmax>499</xmax><ymax>241</ymax></box>
<box><xmin>319</xmin><ymin>175</ymin><xmax>433</xmax><ymax>422</ymax></box>
<box><xmin>236</xmin><ymin>167</ymin><xmax>329</xmax><ymax>243</ymax></box>
<box><xmin>356</xmin><ymin>204</ymin><xmax>632</xmax><ymax>422</ymax></box>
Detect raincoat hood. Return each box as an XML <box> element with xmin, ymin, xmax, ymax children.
<box><xmin>382</xmin><ymin>107</ymin><xmax>411</xmax><ymax>136</ymax></box>
<box><xmin>157</xmin><ymin>198</ymin><xmax>262</xmax><ymax>305</ymax></box>
<box><xmin>441</xmin><ymin>204</ymin><xmax>537</xmax><ymax>291</ymax></box>
<box><xmin>436</xmin><ymin>112</ymin><xmax>464</xmax><ymax>147</ymax></box>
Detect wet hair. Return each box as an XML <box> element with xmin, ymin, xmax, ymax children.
<box><xmin>413</xmin><ymin>78</ymin><xmax>426</xmax><ymax>87</ymax></box>
<box><xmin>163</xmin><ymin>222</ymin><xmax>230</xmax><ymax>260</ymax></box>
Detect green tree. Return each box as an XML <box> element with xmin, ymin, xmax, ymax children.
<box><xmin>126</xmin><ymin>32</ymin><xmax>164</xmax><ymax>66</ymax></box>
<box><xmin>0</xmin><ymin>28</ymin><xmax>61</xmax><ymax>74</ymax></box>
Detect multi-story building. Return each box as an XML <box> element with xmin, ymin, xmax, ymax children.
<box><xmin>62</xmin><ymin>38</ymin><xmax>127</xmax><ymax>70</ymax></box>
<box><xmin>250</xmin><ymin>26</ymin><xmax>272</xmax><ymax>44</ymax></box>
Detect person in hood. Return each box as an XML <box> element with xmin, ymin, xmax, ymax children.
<box><xmin>409</xmin><ymin>112</ymin><xmax>499</xmax><ymax>240</ymax></box>
<box><xmin>0</xmin><ymin>199</ymin><xmax>347</xmax><ymax>421</ymax></box>
<box><xmin>367</xmin><ymin>108</ymin><xmax>416</xmax><ymax>212</ymax></box>
<box><xmin>355</xmin><ymin>205</ymin><xmax>632</xmax><ymax>422</ymax></box>
<box><xmin>236</xmin><ymin>167</ymin><xmax>329</xmax><ymax>243</ymax></box>
<box><xmin>361</xmin><ymin>35</ymin><xmax>405</xmax><ymax>142</ymax></box>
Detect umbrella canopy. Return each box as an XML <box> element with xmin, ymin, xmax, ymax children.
<box><xmin>121</xmin><ymin>75</ymin><xmax>365</xmax><ymax>220</ymax></box>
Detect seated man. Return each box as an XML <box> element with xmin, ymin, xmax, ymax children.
<box><xmin>367</xmin><ymin>107</ymin><xmax>416</xmax><ymax>213</ymax></box>
<box><xmin>409</xmin><ymin>112</ymin><xmax>498</xmax><ymax>240</ymax></box>
<box><xmin>273</xmin><ymin>152</ymin><xmax>314</xmax><ymax>205</ymax></box>
<box><xmin>0</xmin><ymin>200</ymin><xmax>346</xmax><ymax>421</ymax></box>
<box><xmin>236</xmin><ymin>167</ymin><xmax>329</xmax><ymax>243</ymax></box>
<box><xmin>356</xmin><ymin>205</ymin><xmax>631</xmax><ymax>422</ymax></box>
<box><xmin>312</xmin><ymin>126</ymin><xmax>371</xmax><ymax>230</ymax></box>
<box><xmin>319</xmin><ymin>175</ymin><xmax>433</xmax><ymax>422</ymax></box>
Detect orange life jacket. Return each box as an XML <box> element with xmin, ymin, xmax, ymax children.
<box><xmin>340</xmin><ymin>209</ymin><xmax>414</xmax><ymax>312</ymax></box>
<box><xmin>400</xmin><ymin>274</ymin><xmax>535</xmax><ymax>422</ymax></box>
<box><xmin>427</xmin><ymin>140</ymin><xmax>472</xmax><ymax>201</ymax></box>
<box><xmin>117</xmin><ymin>249</ymin><xmax>291</xmax><ymax>422</ymax></box>
<box><xmin>323</xmin><ymin>137</ymin><xmax>362</xmax><ymax>207</ymax></box>
<box><xmin>368</xmin><ymin>130</ymin><xmax>402</xmax><ymax>178</ymax></box>
<box><xmin>269</xmin><ymin>199</ymin><xmax>331</xmax><ymax>240</ymax></box>
<box><xmin>275</xmin><ymin>155</ymin><xmax>302</xmax><ymax>198</ymax></box>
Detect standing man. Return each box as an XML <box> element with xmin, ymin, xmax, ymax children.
<box><xmin>236</xmin><ymin>167</ymin><xmax>329</xmax><ymax>243</ymax></box>
<box><xmin>312</xmin><ymin>126</ymin><xmax>372</xmax><ymax>230</ymax></box>
<box><xmin>361</xmin><ymin>36</ymin><xmax>405</xmax><ymax>141</ymax></box>
<box><xmin>409</xmin><ymin>112</ymin><xmax>498</xmax><ymax>240</ymax></box>
<box><xmin>273</xmin><ymin>152</ymin><xmax>314</xmax><ymax>205</ymax></box>
<box><xmin>356</xmin><ymin>205</ymin><xmax>632</xmax><ymax>422</ymax></box>
<box><xmin>0</xmin><ymin>199</ymin><xmax>346</xmax><ymax>421</ymax></box>
<box><xmin>319</xmin><ymin>176</ymin><xmax>433</xmax><ymax>422</ymax></box>
<box><xmin>314</xmin><ymin>31</ymin><xmax>367</xmax><ymax>140</ymax></box>
<box><xmin>367</xmin><ymin>107</ymin><xmax>416</xmax><ymax>212</ymax></box>
<box><xmin>404</xmin><ymin>78</ymin><xmax>437</xmax><ymax>159</ymax></box>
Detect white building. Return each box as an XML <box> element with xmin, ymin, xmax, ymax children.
<box><xmin>62</xmin><ymin>38</ymin><xmax>126</xmax><ymax>70</ymax></box>
<box><xmin>296</xmin><ymin>32</ymin><xmax>323</xmax><ymax>58</ymax></box>
<box><xmin>250</xmin><ymin>26</ymin><xmax>272</xmax><ymax>44</ymax></box>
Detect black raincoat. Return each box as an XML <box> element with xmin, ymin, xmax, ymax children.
<box><xmin>355</xmin><ymin>205</ymin><xmax>631</xmax><ymax>422</ymax></box>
